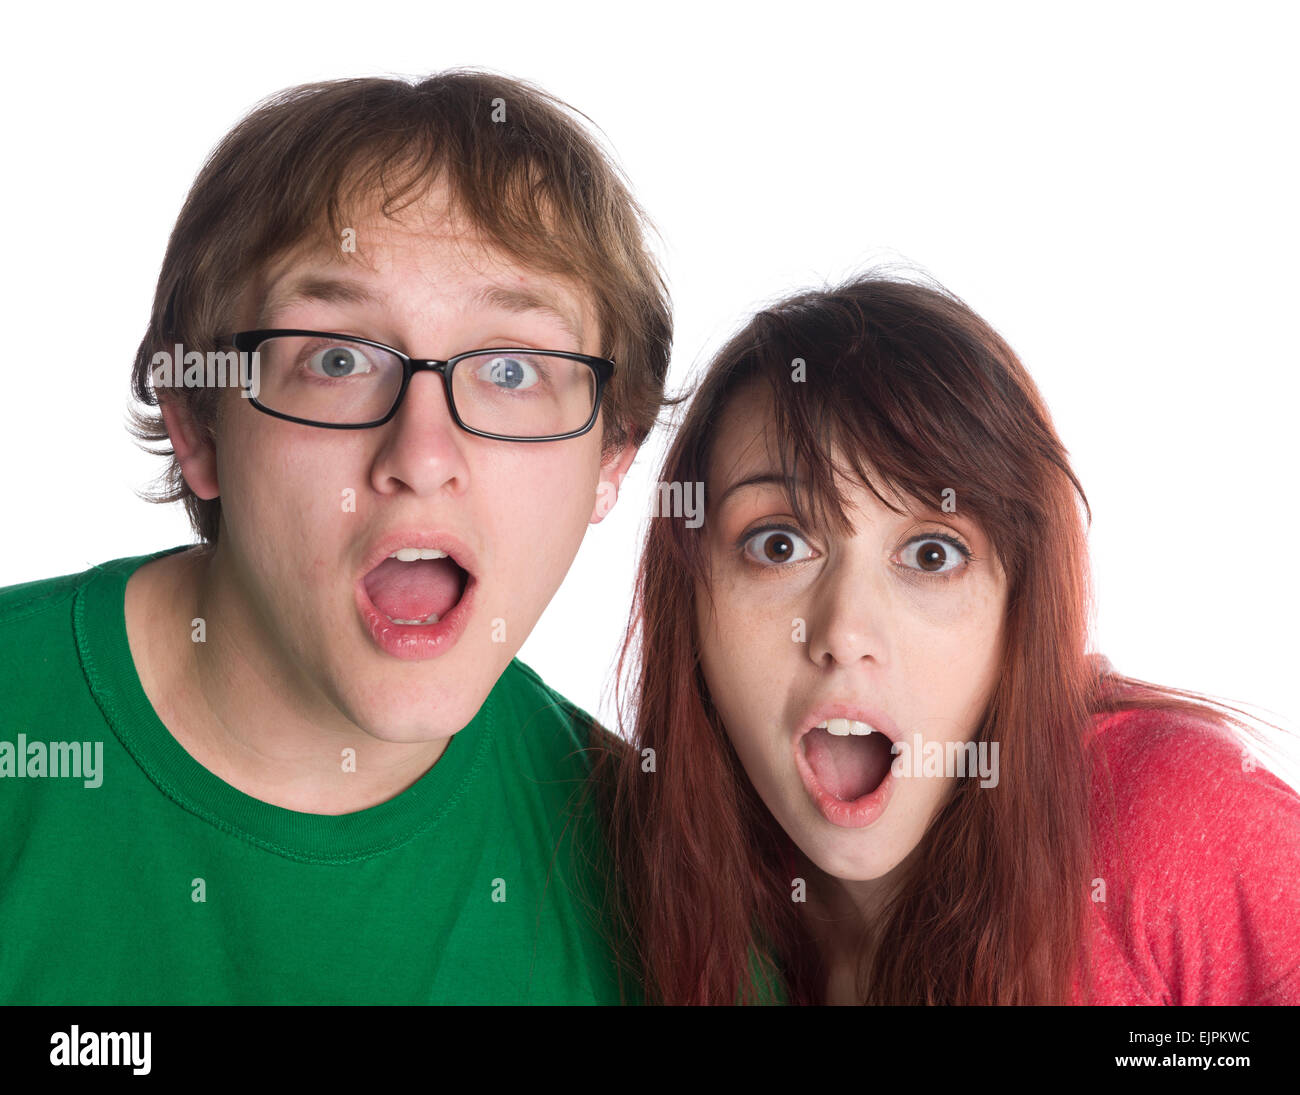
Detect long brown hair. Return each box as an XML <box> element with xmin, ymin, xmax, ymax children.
<box><xmin>592</xmin><ymin>271</ymin><xmax>1288</xmax><ymax>1004</ymax></box>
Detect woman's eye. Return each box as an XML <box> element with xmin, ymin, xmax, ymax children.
<box><xmin>900</xmin><ymin>536</ymin><xmax>969</xmax><ymax>576</ymax></box>
<box><xmin>475</xmin><ymin>354</ymin><xmax>540</xmax><ymax>391</ymax></box>
<box><xmin>742</xmin><ymin>527</ymin><xmax>816</xmax><ymax>567</ymax></box>
<box><xmin>308</xmin><ymin>345</ymin><xmax>376</xmax><ymax>379</ymax></box>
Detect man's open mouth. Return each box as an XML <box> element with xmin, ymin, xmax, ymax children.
<box><xmin>361</xmin><ymin>547</ymin><xmax>472</xmax><ymax>626</ymax></box>
<box><xmin>800</xmin><ymin>719</ymin><xmax>894</xmax><ymax>801</ymax></box>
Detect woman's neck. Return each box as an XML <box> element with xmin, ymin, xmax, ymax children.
<box><xmin>794</xmin><ymin>849</ymin><xmax>911</xmax><ymax>1004</ymax></box>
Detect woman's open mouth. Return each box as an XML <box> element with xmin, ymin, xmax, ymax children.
<box><xmin>355</xmin><ymin>543</ymin><xmax>476</xmax><ymax>661</ymax></box>
<box><xmin>795</xmin><ymin>718</ymin><xmax>897</xmax><ymax>828</ymax></box>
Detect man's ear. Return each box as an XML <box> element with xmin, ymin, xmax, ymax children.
<box><xmin>158</xmin><ymin>394</ymin><xmax>220</xmax><ymax>501</ymax></box>
<box><xmin>589</xmin><ymin>439</ymin><xmax>639</xmax><ymax>525</ymax></box>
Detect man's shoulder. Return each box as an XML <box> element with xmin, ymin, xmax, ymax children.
<box><xmin>0</xmin><ymin>549</ymin><xmax>182</xmax><ymax>691</ymax></box>
<box><xmin>488</xmin><ymin>658</ymin><xmax>633</xmax><ymax>816</ymax></box>
<box><xmin>0</xmin><ymin>561</ymin><xmax>108</xmax><ymax>675</ymax></box>
<box><xmin>0</xmin><ymin>552</ymin><xmax>169</xmax><ymax>630</ymax></box>
<box><xmin>496</xmin><ymin>657</ymin><xmax>625</xmax><ymax>756</ymax></box>
<box><xmin>0</xmin><ymin>563</ymin><xmax>93</xmax><ymax>627</ymax></box>
<box><xmin>501</xmin><ymin>657</ymin><xmax>593</xmax><ymax>721</ymax></box>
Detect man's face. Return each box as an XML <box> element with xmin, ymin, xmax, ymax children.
<box><xmin>179</xmin><ymin>184</ymin><xmax>629</xmax><ymax>743</ymax></box>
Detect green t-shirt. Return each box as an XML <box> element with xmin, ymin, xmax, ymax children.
<box><xmin>0</xmin><ymin>548</ymin><xmax>634</xmax><ymax>1004</ymax></box>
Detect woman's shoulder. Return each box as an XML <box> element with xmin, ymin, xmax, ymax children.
<box><xmin>1084</xmin><ymin>703</ymin><xmax>1300</xmax><ymax>1004</ymax></box>
<box><xmin>1087</xmin><ymin>703</ymin><xmax>1299</xmax><ymax>826</ymax></box>
<box><xmin>1091</xmin><ymin>700</ymin><xmax>1269</xmax><ymax>785</ymax></box>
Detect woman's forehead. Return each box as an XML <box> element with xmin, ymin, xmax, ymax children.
<box><xmin>706</xmin><ymin>388</ymin><xmax>991</xmax><ymax>532</ymax></box>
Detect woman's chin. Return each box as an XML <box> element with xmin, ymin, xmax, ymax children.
<box><xmin>793</xmin><ymin>824</ymin><xmax>909</xmax><ymax>885</ymax></box>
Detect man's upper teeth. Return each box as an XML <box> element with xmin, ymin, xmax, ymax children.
<box><xmin>389</xmin><ymin>548</ymin><xmax>449</xmax><ymax>562</ymax></box>
<box><xmin>817</xmin><ymin>718</ymin><xmax>876</xmax><ymax>736</ymax></box>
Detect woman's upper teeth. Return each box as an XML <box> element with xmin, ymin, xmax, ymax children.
<box><xmin>388</xmin><ymin>548</ymin><xmax>449</xmax><ymax>562</ymax></box>
<box><xmin>817</xmin><ymin>718</ymin><xmax>876</xmax><ymax>736</ymax></box>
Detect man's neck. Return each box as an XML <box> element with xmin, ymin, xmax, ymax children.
<box><xmin>124</xmin><ymin>546</ymin><xmax>449</xmax><ymax>815</ymax></box>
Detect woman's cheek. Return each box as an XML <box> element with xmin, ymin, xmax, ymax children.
<box><xmin>720</xmin><ymin>611</ymin><xmax>790</xmax><ymax>719</ymax></box>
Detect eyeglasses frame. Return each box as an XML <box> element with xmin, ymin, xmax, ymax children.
<box><xmin>223</xmin><ymin>329</ymin><xmax>616</xmax><ymax>442</ymax></box>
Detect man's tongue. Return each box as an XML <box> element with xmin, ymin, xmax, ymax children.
<box><xmin>804</xmin><ymin>727</ymin><xmax>893</xmax><ymax>801</ymax></box>
<box><xmin>363</xmin><ymin>557</ymin><xmax>463</xmax><ymax>622</ymax></box>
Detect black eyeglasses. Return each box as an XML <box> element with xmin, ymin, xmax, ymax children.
<box><xmin>223</xmin><ymin>329</ymin><xmax>616</xmax><ymax>442</ymax></box>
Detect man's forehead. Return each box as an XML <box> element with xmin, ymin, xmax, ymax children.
<box><xmin>254</xmin><ymin>230</ymin><xmax>596</xmax><ymax>349</ymax></box>
<box><xmin>247</xmin><ymin>171</ymin><xmax>597</xmax><ymax>330</ymax></box>
<box><xmin>257</xmin><ymin>267</ymin><xmax>586</xmax><ymax>339</ymax></box>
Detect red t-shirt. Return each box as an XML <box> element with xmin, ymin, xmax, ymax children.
<box><xmin>1075</xmin><ymin>705</ymin><xmax>1300</xmax><ymax>1004</ymax></box>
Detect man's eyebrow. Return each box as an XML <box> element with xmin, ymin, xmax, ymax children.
<box><xmin>468</xmin><ymin>283</ymin><xmax>585</xmax><ymax>347</ymax></box>
<box><xmin>259</xmin><ymin>276</ymin><xmax>379</xmax><ymax>328</ymax></box>
<box><xmin>258</xmin><ymin>276</ymin><xmax>587</xmax><ymax>348</ymax></box>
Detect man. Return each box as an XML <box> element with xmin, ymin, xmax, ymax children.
<box><xmin>0</xmin><ymin>71</ymin><xmax>669</xmax><ymax>1004</ymax></box>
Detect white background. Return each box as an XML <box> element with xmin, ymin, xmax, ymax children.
<box><xmin>2</xmin><ymin>1</ymin><xmax>1296</xmax><ymax>745</ymax></box>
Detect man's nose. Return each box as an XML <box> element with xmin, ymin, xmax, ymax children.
<box><xmin>367</xmin><ymin>370</ymin><xmax>470</xmax><ymax>496</ymax></box>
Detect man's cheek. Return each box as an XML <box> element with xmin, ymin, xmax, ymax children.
<box><xmin>257</xmin><ymin>457</ymin><xmax>351</xmax><ymax>529</ymax></box>
<box><xmin>512</xmin><ymin>480</ymin><xmax>590</xmax><ymax>544</ymax></box>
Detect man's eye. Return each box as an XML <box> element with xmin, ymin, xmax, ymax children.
<box><xmin>900</xmin><ymin>536</ymin><xmax>969</xmax><ymax>575</ymax></box>
<box><xmin>475</xmin><ymin>354</ymin><xmax>541</xmax><ymax>391</ymax></box>
<box><xmin>742</xmin><ymin>527</ymin><xmax>815</xmax><ymax>566</ymax></box>
<box><xmin>308</xmin><ymin>345</ymin><xmax>377</xmax><ymax>379</ymax></box>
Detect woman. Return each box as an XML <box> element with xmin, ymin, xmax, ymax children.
<box><xmin>593</xmin><ymin>273</ymin><xmax>1300</xmax><ymax>1005</ymax></box>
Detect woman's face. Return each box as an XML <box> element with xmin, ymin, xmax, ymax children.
<box><xmin>694</xmin><ymin>385</ymin><xmax>1009</xmax><ymax>891</ymax></box>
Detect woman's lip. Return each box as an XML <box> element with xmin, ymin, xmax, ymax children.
<box><xmin>792</xmin><ymin>702</ymin><xmax>903</xmax><ymax>748</ymax></box>
<box><xmin>794</xmin><ymin>730</ymin><xmax>896</xmax><ymax>829</ymax></box>
<box><xmin>790</xmin><ymin>701</ymin><xmax>901</xmax><ymax>829</ymax></box>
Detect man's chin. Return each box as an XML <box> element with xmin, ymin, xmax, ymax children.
<box><xmin>346</xmin><ymin>699</ymin><xmax>482</xmax><ymax>743</ymax></box>
<box><xmin>358</xmin><ymin>724</ymin><xmax>464</xmax><ymax>747</ymax></box>
<box><xmin>338</xmin><ymin>678</ymin><xmax>496</xmax><ymax>746</ymax></box>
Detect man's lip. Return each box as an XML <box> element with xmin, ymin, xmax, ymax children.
<box><xmin>357</xmin><ymin>529</ymin><xmax>480</xmax><ymax>582</ymax></box>
<box><xmin>792</xmin><ymin>702</ymin><xmax>903</xmax><ymax>748</ymax></box>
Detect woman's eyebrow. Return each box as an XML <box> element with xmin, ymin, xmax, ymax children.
<box><xmin>716</xmin><ymin>474</ymin><xmax>979</xmax><ymax>532</ymax></box>
<box><xmin>716</xmin><ymin>471</ymin><xmax>802</xmax><ymax>509</ymax></box>
<box><xmin>906</xmin><ymin>500</ymin><xmax>973</xmax><ymax>526</ymax></box>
